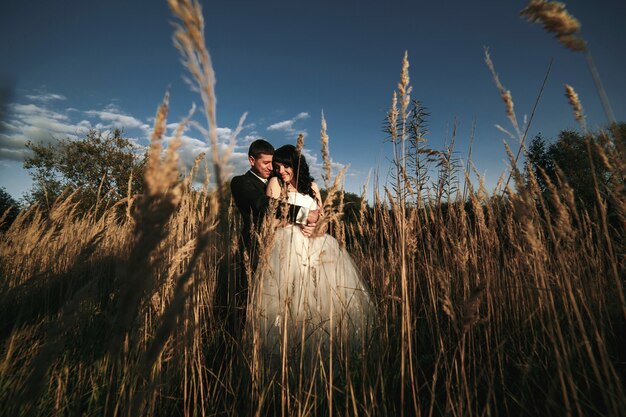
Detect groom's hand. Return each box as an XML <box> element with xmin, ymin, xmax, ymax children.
<box><xmin>299</xmin><ymin>209</ymin><xmax>319</xmax><ymax>237</ymax></box>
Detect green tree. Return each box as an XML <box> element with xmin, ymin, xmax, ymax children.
<box><xmin>0</xmin><ymin>187</ymin><xmax>19</xmax><ymax>230</ymax></box>
<box><xmin>525</xmin><ymin>123</ymin><xmax>626</xmax><ymax>211</ymax></box>
<box><xmin>23</xmin><ymin>129</ymin><xmax>145</xmax><ymax>213</ymax></box>
<box><xmin>525</xmin><ymin>133</ymin><xmax>553</xmax><ymax>193</ymax></box>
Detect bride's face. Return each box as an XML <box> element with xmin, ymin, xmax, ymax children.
<box><xmin>274</xmin><ymin>162</ymin><xmax>294</xmax><ymax>185</ymax></box>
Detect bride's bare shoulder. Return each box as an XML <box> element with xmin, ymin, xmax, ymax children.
<box><xmin>266</xmin><ymin>177</ymin><xmax>281</xmax><ymax>197</ymax></box>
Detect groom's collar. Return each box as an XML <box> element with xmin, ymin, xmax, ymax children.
<box><xmin>248</xmin><ymin>169</ymin><xmax>267</xmax><ymax>184</ymax></box>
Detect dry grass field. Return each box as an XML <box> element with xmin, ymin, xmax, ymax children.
<box><xmin>1</xmin><ymin>1</ymin><xmax>625</xmax><ymax>416</ymax></box>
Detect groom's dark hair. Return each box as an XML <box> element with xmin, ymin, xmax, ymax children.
<box><xmin>248</xmin><ymin>139</ymin><xmax>274</xmax><ymax>158</ymax></box>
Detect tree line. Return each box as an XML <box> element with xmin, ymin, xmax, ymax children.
<box><xmin>1</xmin><ymin>123</ymin><xmax>624</xmax><ymax>230</ymax></box>
<box><xmin>524</xmin><ymin>123</ymin><xmax>625</xmax><ymax>215</ymax></box>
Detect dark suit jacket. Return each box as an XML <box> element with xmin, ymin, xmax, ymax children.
<box><xmin>231</xmin><ymin>171</ymin><xmax>270</xmax><ymax>251</ymax></box>
<box><xmin>230</xmin><ymin>171</ymin><xmax>300</xmax><ymax>254</ymax></box>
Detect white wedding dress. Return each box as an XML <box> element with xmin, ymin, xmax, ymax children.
<box><xmin>247</xmin><ymin>191</ymin><xmax>376</xmax><ymax>355</ymax></box>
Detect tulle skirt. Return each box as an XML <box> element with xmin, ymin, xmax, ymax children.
<box><xmin>246</xmin><ymin>225</ymin><xmax>377</xmax><ymax>355</ymax></box>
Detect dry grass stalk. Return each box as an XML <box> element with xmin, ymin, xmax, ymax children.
<box><xmin>520</xmin><ymin>0</ymin><xmax>586</xmax><ymax>52</ymax></box>
<box><xmin>295</xmin><ymin>132</ymin><xmax>305</xmax><ymax>154</ymax></box>
<box><xmin>398</xmin><ymin>50</ymin><xmax>412</xmax><ymax>119</ymax></box>
<box><xmin>520</xmin><ymin>1</ymin><xmax>617</xmax><ymax>128</ymax></box>
<box><xmin>108</xmin><ymin>90</ymin><xmax>182</xmax><ymax>357</ymax></box>
<box><xmin>334</xmin><ymin>184</ymin><xmax>346</xmax><ymax>245</ymax></box>
<box><xmin>0</xmin><ymin>207</ymin><xmax>11</xmax><ymax>229</ymax></box>
<box><xmin>220</xmin><ymin>111</ymin><xmax>247</xmax><ymax>181</ymax></box>
<box><xmin>461</xmin><ymin>283</ymin><xmax>486</xmax><ymax>334</ymax></box>
<box><xmin>140</xmin><ymin>221</ymin><xmax>215</xmax><ymax>379</ymax></box>
<box><xmin>144</xmin><ymin>90</ymin><xmax>182</xmax><ymax>204</ymax></box>
<box><xmin>489</xmin><ymin>54</ymin><xmax>552</xmax><ymax>194</ymax></box>
<box><xmin>388</xmin><ymin>91</ymin><xmax>399</xmax><ymax>143</ymax></box>
<box><xmin>484</xmin><ymin>48</ymin><xmax>521</xmax><ymax>139</ymax></box>
<box><xmin>564</xmin><ymin>83</ymin><xmax>587</xmax><ymax>131</ymax></box>
<box><xmin>184</xmin><ymin>151</ymin><xmax>206</xmax><ymax>189</ymax></box>
<box><xmin>357</xmin><ymin>171</ymin><xmax>371</xmax><ymax>236</ymax></box>
<box><xmin>168</xmin><ymin>0</ymin><xmax>223</xmax><ymax>197</ymax></box>
<box><xmin>320</xmin><ymin>112</ymin><xmax>331</xmax><ymax>188</ymax></box>
<box><xmin>126</xmin><ymin>172</ymin><xmax>134</xmax><ymax>223</ymax></box>
<box><xmin>315</xmin><ymin>165</ymin><xmax>350</xmax><ymax>237</ymax></box>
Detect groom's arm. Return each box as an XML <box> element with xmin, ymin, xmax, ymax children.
<box><xmin>231</xmin><ymin>176</ymin><xmax>303</xmax><ymax>224</ymax></box>
<box><xmin>230</xmin><ymin>177</ymin><xmax>279</xmax><ymax>226</ymax></box>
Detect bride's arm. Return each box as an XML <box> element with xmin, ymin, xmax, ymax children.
<box><xmin>310</xmin><ymin>182</ymin><xmax>328</xmax><ymax>236</ymax></box>
<box><xmin>266</xmin><ymin>177</ymin><xmax>285</xmax><ymax>227</ymax></box>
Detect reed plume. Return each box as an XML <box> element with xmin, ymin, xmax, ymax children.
<box><xmin>398</xmin><ymin>51</ymin><xmax>411</xmax><ymax>120</ymax></box>
<box><xmin>564</xmin><ymin>83</ymin><xmax>587</xmax><ymax>131</ymax></box>
<box><xmin>484</xmin><ymin>47</ymin><xmax>520</xmax><ymax>138</ymax></box>
<box><xmin>520</xmin><ymin>0</ymin><xmax>586</xmax><ymax>52</ymax></box>
<box><xmin>520</xmin><ymin>0</ymin><xmax>618</xmax><ymax>127</ymax></box>
<box><xmin>296</xmin><ymin>133</ymin><xmax>305</xmax><ymax>154</ymax></box>
<box><xmin>168</xmin><ymin>0</ymin><xmax>223</xmax><ymax>199</ymax></box>
<box><xmin>320</xmin><ymin>111</ymin><xmax>331</xmax><ymax>188</ymax></box>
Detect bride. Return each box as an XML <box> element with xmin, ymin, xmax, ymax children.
<box><xmin>246</xmin><ymin>144</ymin><xmax>376</xmax><ymax>356</ymax></box>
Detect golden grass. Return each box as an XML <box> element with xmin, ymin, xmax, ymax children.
<box><xmin>1</xmin><ymin>1</ymin><xmax>625</xmax><ymax>417</ymax></box>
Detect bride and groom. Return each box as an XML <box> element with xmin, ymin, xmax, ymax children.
<box><xmin>231</xmin><ymin>139</ymin><xmax>375</xmax><ymax>354</ymax></box>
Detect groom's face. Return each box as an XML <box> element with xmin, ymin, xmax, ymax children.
<box><xmin>249</xmin><ymin>153</ymin><xmax>273</xmax><ymax>179</ymax></box>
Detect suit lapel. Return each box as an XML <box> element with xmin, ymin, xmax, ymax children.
<box><xmin>245</xmin><ymin>170</ymin><xmax>266</xmax><ymax>193</ymax></box>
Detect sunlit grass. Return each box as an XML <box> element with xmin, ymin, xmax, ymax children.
<box><xmin>1</xmin><ymin>1</ymin><xmax>625</xmax><ymax>416</ymax></box>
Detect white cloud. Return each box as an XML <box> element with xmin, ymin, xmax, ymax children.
<box><xmin>267</xmin><ymin>112</ymin><xmax>309</xmax><ymax>135</ymax></box>
<box><xmin>139</xmin><ymin>123</ymin><xmax>153</xmax><ymax>136</ymax></box>
<box><xmin>104</xmin><ymin>103</ymin><xmax>121</xmax><ymax>112</ymax></box>
<box><xmin>239</xmin><ymin>133</ymin><xmax>264</xmax><ymax>148</ymax></box>
<box><xmin>84</xmin><ymin>110</ymin><xmax>144</xmax><ymax>129</ymax></box>
<box><xmin>266</xmin><ymin>120</ymin><xmax>293</xmax><ymax>131</ymax></box>
<box><xmin>230</xmin><ymin>150</ymin><xmax>251</xmax><ymax>174</ymax></box>
<box><xmin>0</xmin><ymin>147</ymin><xmax>30</xmax><ymax>161</ymax></box>
<box><xmin>1</xmin><ymin>103</ymin><xmax>89</xmax><ymax>159</ymax></box>
<box><xmin>1</xmin><ymin>92</ymin><xmax>352</xmax><ymax>192</ymax></box>
<box><xmin>0</xmin><ymin>97</ymin><xmax>154</xmax><ymax>163</ymax></box>
<box><xmin>216</xmin><ymin>127</ymin><xmax>232</xmax><ymax>138</ymax></box>
<box><xmin>22</xmin><ymin>115</ymin><xmax>81</xmax><ymax>135</ymax></box>
<box><xmin>11</xmin><ymin>103</ymin><xmax>69</xmax><ymax>120</ymax></box>
<box><xmin>0</xmin><ymin>132</ymin><xmax>30</xmax><ymax>151</ymax></box>
<box><xmin>172</xmin><ymin>135</ymin><xmax>209</xmax><ymax>171</ymax></box>
<box><xmin>25</xmin><ymin>92</ymin><xmax>67</xmax><ymax>103</ymax></box>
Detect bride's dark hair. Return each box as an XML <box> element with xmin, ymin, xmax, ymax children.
<box><xmin>272</xmin><ymin>144</ymin><xmax>316</xmax><ymax>201</ymax></box>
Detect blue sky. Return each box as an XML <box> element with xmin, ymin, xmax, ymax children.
<box><xmin>1</xmin><ymin>0</ymin><xmax>625</xmax><ymax>201</ymax></box>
